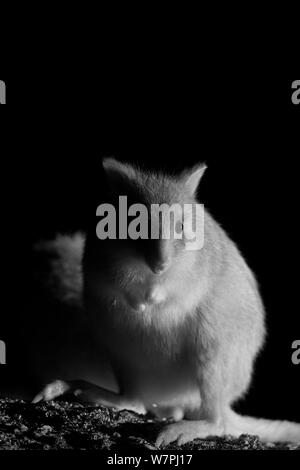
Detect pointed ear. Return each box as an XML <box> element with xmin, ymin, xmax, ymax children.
<box><xmin>182</xmin><ymin>163</ymin><xmax>207</xmax><ymax>194</ymax></box>
<box><xmin>102</xmin><ymin>157</ymin><xmax>136</xmax><ymax>187</ymax></box>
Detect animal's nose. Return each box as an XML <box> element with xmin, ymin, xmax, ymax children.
<box><xmin>153</xmin><ymin>260</ymin><xmax>170</xmax><ymax>274</ymax></box>
<box><xmin>148</xmin><ymin>239</ymin><xmax>172</xmax><ymax>274</ymax></box>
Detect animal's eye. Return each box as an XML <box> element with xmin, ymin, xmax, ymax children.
<box><xmin>175</xmin><ymin>221</ymin><xmax>184</xmax><ymax>234</ymax></box>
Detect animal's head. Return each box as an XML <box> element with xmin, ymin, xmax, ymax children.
<box><xmin>101</xmin><ymin>158</ymin><xmax>206</xmax><ymax>276</ymax></box>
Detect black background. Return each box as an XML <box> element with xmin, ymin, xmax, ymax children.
<box><xmin>0</xmin><ymin>75</ymin><xmax>299</xmax><ymax>424</ymax></box>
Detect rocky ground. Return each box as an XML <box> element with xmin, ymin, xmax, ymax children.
<box><xmin>0</xmin><ymin>398</ymin><xmax>299</xmax><ymax>451</ymax></box>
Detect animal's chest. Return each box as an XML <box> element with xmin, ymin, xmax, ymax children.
<box><xmin>87</xmin><ymin>276</ymin><xmax>203</xmax><ymax>408</ymax></box>
<box><xmin>103</xmin><ymin>316</ymin><xmax>199</xmax><ymax>406</ymax></box>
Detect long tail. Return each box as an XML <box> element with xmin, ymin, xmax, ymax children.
<box><xmin>228</xmin><ymin>410</ymin><xmax>300</xmax><ymax>443</ymax></box>
<box><xmin>34</xmin><ymin>232</ymin><xmax>85</xmax><ymax>307</ymax></box>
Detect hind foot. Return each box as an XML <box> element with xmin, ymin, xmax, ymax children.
<box><xmin>156</xmin><ymin>419</ymin><xmax>225</xmax><ymax>447</ymax></box>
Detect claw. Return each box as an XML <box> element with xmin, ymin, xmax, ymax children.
<box><xmin>32</xmin><ymin>393</ymin><xmax>43</xmax><ymax>404</ymax></box>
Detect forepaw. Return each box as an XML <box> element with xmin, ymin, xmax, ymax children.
<box><xmin>32</xmin><ymin>380</ymin><xmax>71</xmax><ymax>403</ymax></box>
<box><xmin>32</xmin><ymin>379</ymin><xmax>146</xmax><ymax>414</ymax></box>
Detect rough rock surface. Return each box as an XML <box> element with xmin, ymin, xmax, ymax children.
<box><xmin>0</xmin><ymin>399</ymin><xmax>299</xmax><ymax>451</ymax></box>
